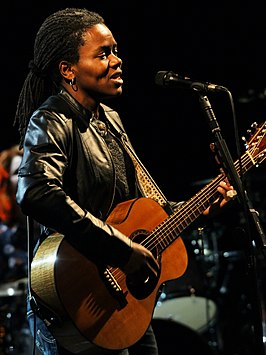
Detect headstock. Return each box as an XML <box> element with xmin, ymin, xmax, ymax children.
<box><xmin>242</xmin><ymin>122</ymin><xmax>266</xmax><ymax>167</ymax></box>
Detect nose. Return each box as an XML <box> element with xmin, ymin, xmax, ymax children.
<box><xmin>110</xmin><ymin>53</ymin><xmax>122</xmax><ymax>67</ymax></box>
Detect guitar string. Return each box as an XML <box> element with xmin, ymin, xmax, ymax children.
<box><xmin>110</xmin><ymin>124</ymin><xmax>266</xmax><ymax>284</ymax></box>
<box><xmin>110</xmin><ymin>145</ymin><xmax>259</xmax><ymax>284</ymax></box>
<box><xmin>144</xmin><ymin>134</ymin><xmax>265</xmax><ymax>252</ymax></box>
<box><xmin>111</xmin><ymin>141</ymin><xmax>264</xmax><ymax>285</ymax></box>
<box><xmin>142</xmin><ymin>149</ymin><xmax>255</xmax><ymax>251</ymax></box>
<box><xmin>153</xmin><ymin>142</ymin><xmax>266</xmax><ymax>255</ymax></box>
<box><xmin>108</xmin><ymin>157</ymin><xmax>237</xmax><ymax>284</ymax></box>
<box><xmin>114</xmin><ymin>123</ymin><xmax>263</xmax><ymax>262</ymax></box>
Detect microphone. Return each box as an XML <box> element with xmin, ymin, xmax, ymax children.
<box><xmin>155</xmin><ymin>71</ymin><xmax>228</xmax><ymax>92</ymax></box>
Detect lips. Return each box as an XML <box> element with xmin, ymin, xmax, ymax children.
<box><xmin>110</xmin><ymin>72</ymin><xmax>123</xmax><ymax>85</ymax></box>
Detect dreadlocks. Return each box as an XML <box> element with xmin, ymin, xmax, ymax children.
<box><xmin>14</xmin><ymin>8</ymin><xmax>104</xmax><ymax>148</ymax></box>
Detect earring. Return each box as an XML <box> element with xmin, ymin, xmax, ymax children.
<box><xmin>70</xmin><ymin>78</ymin><xmax>78</xmax><ymax>92</ymax></box>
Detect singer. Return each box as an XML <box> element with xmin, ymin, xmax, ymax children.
<box><xmin>14</xmin><ymin>7</ymin><xmax>234</xmax><ymax>355</ymax></box>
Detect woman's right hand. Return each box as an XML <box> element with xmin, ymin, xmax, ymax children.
<box><xmin>121</xmin><ymin>241</ymin><xmax>160</xmax><ymax>279</ymax></box>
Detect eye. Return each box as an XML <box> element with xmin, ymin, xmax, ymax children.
<box><xmin>99</xmin><ymin>47</ymin><xmax>111</xmax><ymax>59</ymax></box>
<box><xmin>113</xmin><ymin>47</ymin><xmax>118</xmax><ymax>56</ymax></box>
<box><xmin>98</xmin><ymin>46</ymin><xmax>119</xmax><ymax>60</ymax></box>
<box><xmin>99</xmin><ymin>53</ymin><xmax>107</xmax><ymax>59</ymax></box>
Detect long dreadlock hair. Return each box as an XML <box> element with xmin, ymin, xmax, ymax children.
<box><xmin>14</xmin><ymin>7</ymin><xmax>105</xmax><ymax>148</ymax></box>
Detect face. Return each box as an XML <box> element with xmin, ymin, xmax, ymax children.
<box><xmin>65</xmin><ymin>23</ymin><xmax>123</xmax><ymax>108</ymax></box>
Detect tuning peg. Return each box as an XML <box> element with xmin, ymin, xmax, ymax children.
<box><xmin>244</xmin><ymin>122</ymin><xmax>259</xmax><ymax>138</ymax></box>
<box><xmin>242</xmin><ymin>136</ymin><xmax>249</xmax><ymax>150</ymax></box>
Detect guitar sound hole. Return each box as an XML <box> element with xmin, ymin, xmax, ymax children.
<box><xmin>127</xmin><ymin>268</ymin><xmax>158</xmax><ymax>300</ymax></box>
<box><xmin>126</xmin><ymin>230</ymin><xmax>159</xmax><ymax>300</ymax></box>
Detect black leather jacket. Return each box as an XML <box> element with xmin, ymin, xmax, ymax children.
<box><xmin>17</xmin><ymin>89</ymin><xmax>141</xmax><ymax>267</ymax></box>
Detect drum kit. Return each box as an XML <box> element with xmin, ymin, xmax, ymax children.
<box><xmin>152</xmin><ymin>219</ymin><xmax>253</xmax><ymax>355</ymax></box>
<box><xmin>152</xmin><ymin>224</ymin><xmax>222</xmax><ymax>354</ymax></box>
<box><xmin>0</xmin><ymin>277</ymin><xmax>31</xmax><ymax>354</ymax></box>
<box><xmin>0</xmin><ymin>223</ymin><xmax>40</xmax><ymax>354</ymax></box>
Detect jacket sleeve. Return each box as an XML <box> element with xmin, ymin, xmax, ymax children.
<box><xmin>16</xmin><ymin>110</ymin><xmax>133</xmax><ymax>268</ymax></box>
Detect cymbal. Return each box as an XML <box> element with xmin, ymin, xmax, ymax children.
<box><xmin>0</xmin><ymin>277</ymin><xmax>28</xmax><ymax>297</ymax></box>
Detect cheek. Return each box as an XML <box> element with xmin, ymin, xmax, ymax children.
<box><xmin>77</xmin><ymin>69</ymin><xmax>99</xmax><ymax>87</ymax></box>
<box><xmin>77</xmin><ymin>59</ymin><xmax>98</xmax><ymax>77</ymax></box>
<box><xmin>79</xmin><ymin>65</ymin><xmax>108</xmax><ymax>83</ymax></box>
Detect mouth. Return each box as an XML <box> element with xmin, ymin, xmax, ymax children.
<box><xmin>110</xmin><ymin>71</ymin><xmax>123</xmax><ymax>85</ymax></box>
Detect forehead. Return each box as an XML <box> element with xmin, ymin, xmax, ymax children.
<box><xmin>83</xmin><ymin>23</ymin><xmax>116</xmax><ymax>47</ymax></box>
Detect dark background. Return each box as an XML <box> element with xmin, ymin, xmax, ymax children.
<box><xmin>3</xmin><ymin>0</ymin><xmax>266</xmax><ymax>200</ymax></box>
<box><xmin>2</xmin><ymin>1</ymin><xmax>266</xmax><ymax>353</ymax></box>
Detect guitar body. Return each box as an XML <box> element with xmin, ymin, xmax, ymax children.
<box><xmin>31</xmin><ymin>197</ymin><xmax>188</xmax><ymax>352</ymax></box>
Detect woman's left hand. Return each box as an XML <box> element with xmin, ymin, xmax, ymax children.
<box><xmin>203</xmin><ymin>180</ymin><xmax>237</xmax><ymax>216</ymax></box>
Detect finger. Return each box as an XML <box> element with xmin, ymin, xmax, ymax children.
<box><xmin>218</xmin><ymin>182</ymin><xmax>234</xmax><ymax>194</ymax></box>
<box><xmin>220</xmin><ymin>181</ymin><xmax>231</xmax><ymax>189</ymax></box>
<box><xmin>146</xmin><ymin>255</ymin><xmax>160</xmax><ymax>276</ymax></box>
<box><xmin>220</xmin><ymin>181</ymin><xmax>237</xmax><ymax>196</ymax></box>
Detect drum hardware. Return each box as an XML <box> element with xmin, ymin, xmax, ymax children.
<box><xmin>154</xmin><ymin>294</ymin><xmax>217</xmax><ymax>334</ymax></box>
<box><xmin>153</xmin><ymin>294</ymin><xmax>221</xmax><ymax>353</ymax></box>
<box><xmin>0</xmin><ymin>277</ymin><xmax>30</xmax><ymax>354</ymax></box>
<box><xmin>153</xmin><ymin>225</ymin><xmax>226</xmax><ymax>352</ymax></box>
<box><xmin>151</xmin><ymin>318</ymin><xmax>218</xmax><ymax>355</ymax></box>
<box><xmin>188</xmin><ymin>226</ymin><xmax>221</xmax><ymax>295</ymax></box>
<box><xmin>0</xmin><ymin>278</ymin><xmax>27</xmax><ymax>297</ymax></box>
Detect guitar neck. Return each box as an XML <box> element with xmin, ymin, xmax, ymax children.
<box><xmin>149</xmin><ymin>149</ymin><xmax>257</xmax><ymax>254</ymax></box>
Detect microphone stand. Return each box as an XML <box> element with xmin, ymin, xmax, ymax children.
<box><xmin>197</xmin><ymin>93</ymin><xmax>266</xmax><ymax>355</ymax></box>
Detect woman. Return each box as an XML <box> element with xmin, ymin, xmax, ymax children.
<box><xmin>14</xmin><ymin>7</ymin><xmax>234</xmax><ymax>355</ymax></box>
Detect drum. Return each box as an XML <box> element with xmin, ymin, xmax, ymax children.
<box><xmin>153</xmin><ymin>295</ymin><xmax>217</xmax><ymax>334</ymax></box>
<box><xmin>0</xmin><ymin>278</ymin><xmax>32</xmax><ymax>354</ymax></box>
<box><xmin>162</xmin><ymin>227</ymin><xmax>221</xmax><ymax>299</ymax></box>
<box><xmin>151</xmin><ymin>318</ymin><xmax>218</xmax><ymax>355</ymax></box>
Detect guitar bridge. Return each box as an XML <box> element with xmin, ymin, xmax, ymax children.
<box><xmin>102</xmin><ymin>268</ymin><xmax>128</xmax><ymax>308</ymax></box>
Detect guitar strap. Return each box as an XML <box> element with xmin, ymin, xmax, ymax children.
<box><xmin>121</xmin><ymin>133</ymin><xmax>171</xmax><ymax>208</ymax></box>
<box><xmin>104</xmin><ymin>110</ymin><xmax>173</xmax><ymax>214</ymax></box>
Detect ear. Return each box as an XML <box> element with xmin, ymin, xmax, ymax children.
<box><xmin>59</xmin><ymin>61</ymin><xmax>75</xmax><ymax>81</ymax></box>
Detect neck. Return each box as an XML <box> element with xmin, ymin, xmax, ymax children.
<box><xmin>61</xmin><ymin>84</ymin><xmax>100</xmax><ymax>115</ymax></box>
